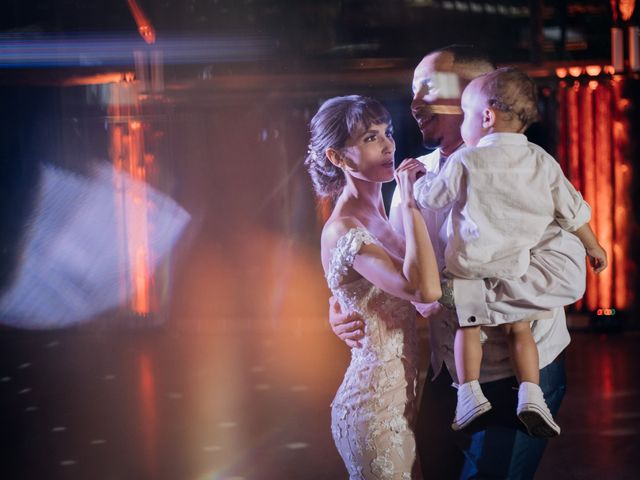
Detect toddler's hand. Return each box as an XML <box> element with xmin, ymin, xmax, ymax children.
<box><xmin>586</xmin><ymin>245</ymin><xmax>608</xmax><ymax>273</ymax></box>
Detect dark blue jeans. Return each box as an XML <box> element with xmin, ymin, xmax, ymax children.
<box><xmin>416</xmin><ymin>355</ymin><xmax>566</xmax><ymax>480</ymax></box>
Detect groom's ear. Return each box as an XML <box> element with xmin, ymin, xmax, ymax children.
<box><xmin>482</xmin><ymin>107</ymin><xmax>496</xmax><ymax>128</ymax></box>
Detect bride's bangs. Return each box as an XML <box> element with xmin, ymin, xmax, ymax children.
<box><xmin>346</xmin><ymin>98</ymin><xmax>392</xmax><ymax>138</ymax></box>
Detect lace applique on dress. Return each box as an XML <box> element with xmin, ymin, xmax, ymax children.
<box><xmin>326</xmin><ymin>226</ymin><xmax>379</xmax><ymax>290</ymax></box>
<box><xmin>327</xmin><ymin>226</ymin><xmax>420</xmax><ymax>479</ymax></box>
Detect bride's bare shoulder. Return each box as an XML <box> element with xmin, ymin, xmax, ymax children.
<box><xmin>321</xmin><ymin>217</ymin><xmax>365</xmax><ymax>247</ymax></box>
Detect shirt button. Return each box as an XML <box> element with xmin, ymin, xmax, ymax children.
<box><xmin>468</xmin><ymin>316</ymin><xmax>476</xmax><ymax>323</ymax></box>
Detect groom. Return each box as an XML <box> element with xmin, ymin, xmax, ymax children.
<box><xmin>329</xmin><ymin>45</ymin><xmax>586</xmax><ymax>479</ymax></box>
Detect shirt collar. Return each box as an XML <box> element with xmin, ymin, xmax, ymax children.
<box><xmin>476</xmin><ymin>132</ymin><xmax>528</xmax><ymax>148</ymax></box>
<box><xmin>438</xmin><ymin>142</ymin><xmax>466</xmax><ymax>168</ymax></box>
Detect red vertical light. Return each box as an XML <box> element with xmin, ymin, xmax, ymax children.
<box><xmin>127</xmin><ymin>120</ymin><xmax>151</xmax><ymax>315</ymax></box>
<box><xmin>109</xmin><ymin>82</ymin><xmax>154</xmax><ymax>316</ymax></box>
<box><xmin>611</xmin><ymin>79</ymin><xmax>633</xmax><ymax>309</ymax></box>
<box><xmin>137</xmin><ymin>353</ymin><xmax>158</xmax><ymax>478</ymax></box>
<box><xmin>556</xmin><ymin>82</ymin><xmax>568</xmax><ymax>174</ymax></box>
<box><xmin>594</xmin><ymin>83</ymin><xmax>614</xmax><ymax>308</ymax></box>
<box><xmin>580</xmin><ymin>83</ymin><xmax>598</xmax><ymax>311</ymax></box>
<box><xmin>567</xmin><ymin>82</ymin><xmax>581</xmax><ymax>191</ymax></box>
<box><xmin>557</xmin><ymin>73</ymin><xmax>635</xmax><ymax>313</ymax></box>
<box><xmin>566</xmin><ymin>82</ymin><xmax>583</xmax><ymax>310</ymax></box>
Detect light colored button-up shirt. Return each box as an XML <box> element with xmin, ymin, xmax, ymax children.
<box><xmin>390</xmin><ymin>144</ymin><xmax>586</xmax><ymax>383</ymax></box>
<box><xmin>414</xmin><ymin>132</ymin><xmax>591</xmax><ymax>282</ymax></box>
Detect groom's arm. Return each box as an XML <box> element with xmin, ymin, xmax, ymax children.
<box><xmin>328</xmin><ymin>297</ymin><xmax>364</xmax><ymax>348</ymax></box>
<box><xmin>453</xmin><ymin>222</ymin><xmax>586</xmax><ymax>324</ymax></box>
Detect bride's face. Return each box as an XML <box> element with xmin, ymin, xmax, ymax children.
<box><xmin>340</xmin><ymin>122</ymin><xmax>396</xmax><ymax>183</ymax></box>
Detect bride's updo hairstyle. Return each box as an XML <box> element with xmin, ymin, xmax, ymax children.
<box><xmin>305</xmin><ymin>95</ymin><xmax>392</xmax><ymax>198</ymax></box>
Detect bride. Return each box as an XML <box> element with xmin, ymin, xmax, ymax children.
<box><xmin>305</xmin><ymin>95</ymin><xmax>441</xmax><ymax>479</ymax></box>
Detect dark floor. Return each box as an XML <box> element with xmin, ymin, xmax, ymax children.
<box><xmin>1</xmin><ymin>324</ymin><xmax>639</xmax><ymax>480</ymax></box>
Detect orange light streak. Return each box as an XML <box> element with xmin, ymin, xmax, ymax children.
<box><xmin>558</xmin><ymin>77</ymin><xmax>634</xmax><ymax>312</ymax></box>
<box><xmin>137</xmin><ymin>353</ymin><xmax>158</xmax><ymax>478</ymax></box>
<box><xmin>125</xmin><ymin>118</ymin><xmax>152</xmax><ymax>315</ymax></box>
<box><xmin>619</xmin><ymin>0</ymin><xmax>636</xmax><ymax>21</ymax></box>
<box><xmin>566</xmin><ymin>81</ymin><xmax>585</xmax><ymax>310</ymax></box>
<box><xmin>601</xmin><ymin>345</ymin><xmax>615</xmax><ymax>398</ymax></box>
<box><xmin>564</xmin><ymin>81</ymin><xmax>583</xmax><ymax>310</ymax></box>
<box><xmin>60</xmin><ymin>72</ymin><xmax>135</xmax><ymax>86</ymax></box>
<box><xmin>579</xmin><ymin>84</ymin><xmax>597</xmax><ymax>311</ymax></box>
<box><xmin>108</xmin><ymin>80</ymin><xmax>154</xmax><ymax>316</ymax></box>
<box><xmin>556</xmin><ymin>85</ymin><xmax>568</xmax><ymax>173</ymax></box>
<box><xmin>135</xmin><ymin>247</ymin><xmax>150</xmax><ymax>313</ymax></box>
<box><xmin>127</xmin><ymin>0</ymin><xmax>156</xmax><ymax>44</ymax></box>
<box><xmin>594</xmin><ymin>84</ymin><xmax>614</xmax><ymax>309</ymax></box>
<box><xmin>567</xmin><ymin>83</ymin><xmax>581</xmax><ymax>191</ymax></box>
<box><xmin>611</xmin><ymin>81</ymin><xmax>633</xmax><ymax>309</ymax></box>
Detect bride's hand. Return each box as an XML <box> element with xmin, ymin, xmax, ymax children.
<box><xmin>394</xmin><ymin>158</ymin><xmax>426</xmax><ymax>207</ymax></box>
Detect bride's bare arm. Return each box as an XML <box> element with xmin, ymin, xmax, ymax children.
<box><xmin>322</xmin><ymin>160</ymin><xmax>441</xmax><ymax>304</ymax></box>
<box><xmin>394</xmin><ymin>158</ymin><xmax>442</xmax><ymax>303</ymax></box>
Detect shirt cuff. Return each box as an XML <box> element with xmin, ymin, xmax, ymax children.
<box><xmin>558</xmin><ymin>199</ymin><xmax>592</xmax><ymax>232</ymax></box>
<box><xmin>452</xmin><ymin>278</ymin><xmax>492</xmax><ymax>326</ymax></box>
<box><xmin>413</xmin><ymin>174</ymin><xmax>429</xmax><ymax>209</ymax></box>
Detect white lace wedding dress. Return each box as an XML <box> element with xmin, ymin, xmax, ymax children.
<box><xmin>327</xmin><ymin>227</ymin><xmax>420</xmax><ymax>480</ymax></box>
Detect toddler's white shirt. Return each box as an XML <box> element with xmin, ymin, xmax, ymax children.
<box><xmin>414</xmin><ymin>132</ymin><xmax>591</xmax><ymax>280</ymax></box>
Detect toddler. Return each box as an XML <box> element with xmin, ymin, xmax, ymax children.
<box><xmin>414</xmin><ymin>67</ymin><xmax>607</xmax><ymax>437</ymax></box>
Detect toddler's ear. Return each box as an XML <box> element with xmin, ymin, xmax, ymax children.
<box><xmin>482</xmin><ymin>108</ymin><xmax>496</xmax><ymax>129</ymax></box>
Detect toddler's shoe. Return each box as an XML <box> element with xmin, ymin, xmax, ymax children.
<box><xmin>517</xmin><ymin>381</ymin><xmax>561</xmax><ymax>437</ymax></box>
<box><xmin>452</xmin><ymin>380</ymin><xmax>492</xmax><ymax>430</ymax></box>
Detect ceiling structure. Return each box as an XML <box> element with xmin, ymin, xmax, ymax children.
<box><xmin>0</xmin><ymin>1</ymin><xmax>617</xmax><ymax>70</ymax></box>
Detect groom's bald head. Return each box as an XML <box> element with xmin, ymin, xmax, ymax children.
<box><xmin>429</xmin><ymin>45</ymin><xmax>496</xmax><ymax>83</ymax></box>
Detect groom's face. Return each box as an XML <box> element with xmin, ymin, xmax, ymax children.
<box><xmin>411</xmin><ymin>52</ymin><xmax>466</xmax><ymax>152</ymax></box>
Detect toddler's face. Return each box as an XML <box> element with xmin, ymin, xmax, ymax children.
<box><xmin>460</xmin><ymin>78</ymin><xmax>488</xmax><ymax>147</ymax></box>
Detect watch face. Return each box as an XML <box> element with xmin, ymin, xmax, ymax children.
<box><xmin>439</xmin><ymin>279</ymin><xmax>455</xmax><ymax>310</ymax></box>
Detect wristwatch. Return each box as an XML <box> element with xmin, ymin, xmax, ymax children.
<box><xmin>438</xmin><ymin>278</ymin><xmax>455</xmax><ymax>310</ymax></box>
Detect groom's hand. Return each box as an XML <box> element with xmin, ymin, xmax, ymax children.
<box><xmin>329</xmin><ymin>296</ymin><xmax>364</xmax><ymax>348</ymax></box>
